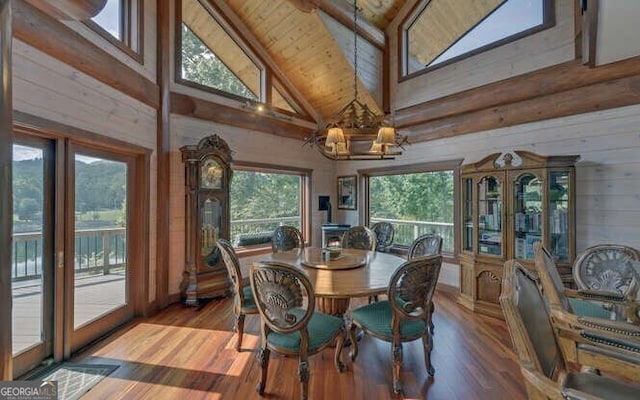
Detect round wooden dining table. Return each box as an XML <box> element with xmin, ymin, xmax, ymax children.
<box><xmin>241</xmin><ymin>247</ymin><xmax>406</xmax><ymax>316</ymax></box>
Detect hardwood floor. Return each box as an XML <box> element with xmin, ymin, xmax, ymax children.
<box><xmin>71</xmin><ymin>285</ymin><xmax>527</xmax><ymax>399</ymax></box>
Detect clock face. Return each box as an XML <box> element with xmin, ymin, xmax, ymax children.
<box><xmin>201</xmin><ymin>158</ymin><xmax>223</xmax><ymax>189</ymax></box>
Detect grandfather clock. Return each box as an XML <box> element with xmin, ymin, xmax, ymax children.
<box><xmin>180</xmin><ymin>135</ymin><xmax>232</xmax><ymax>306</ymax></box>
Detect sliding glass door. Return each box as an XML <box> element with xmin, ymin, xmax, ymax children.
<box><xmin>12</xmin><ymin>133</ymin><xmax>140</xmax><ymax>376</ymax></box>
<box><xmin>11</xmin><ymin>138</ymin><xmax>54</xmax><ymax>377</ymax></box>
<box><xmin>67</xmin><ymin>144</ymin><xmax>134</xmax><ymax>354</ymax></box>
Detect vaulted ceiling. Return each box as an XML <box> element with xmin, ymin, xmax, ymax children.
<box><xmin>183</xmin><ymin>0</ymin><xmax>501</xmax><ymax>129</ymax></box>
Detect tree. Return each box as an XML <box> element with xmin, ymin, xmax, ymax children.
<box><xmin>181</xmin><ymin>24</ymin><xmax>257</xmax><ymax>100</ymax></box>
<box><xmin>17</xmin><ymin>198</ymin><xmax>40</xmax><ymax>221</ymax></box>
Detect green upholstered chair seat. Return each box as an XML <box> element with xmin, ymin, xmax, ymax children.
<box><xmin>568</xmin><ymin>297</ymin><xmax>612</xmax><ymax>320</ymax></box>
<box><xmin>267</xmin><ymin>308</ymin><xmax>343</xmax><ymax>352</ymax></box>
<box><xmin>240</xmin><ymin>284</ymin><xmax>257</xmax><ymax>312</ymax></box>
<box><xmin>350</xmin><ymin>300</ymin><xmax>427</xmax><ymax>341</ymax></box>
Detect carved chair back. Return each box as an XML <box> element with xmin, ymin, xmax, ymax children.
<box><xmin>341</xmin><ymin>226</ymin><xmax>376</xmax><ymax>251</ymax></box>
<box><xmin>371</xmin><ymin>222</ymin><xmax>395</xmax><ymax>252</ymax></box>
<box><xmin>408</xmin><ymin>234</ymin><xmax>443</xmax><ymax>260</ymax></box>
<box><xmin>217</xmin><ymin>238</ymin><xmax>246</xmax><ymax>305</ymax></box>
<box><xmin>573</xmin><ymin>244</ymin><xmax>640</xmax><ymax>300</ymax></box>
<box><xmin>271</xmin><ymin>225</ymin><xmax>304</xmax><ymax>253</ymax></box>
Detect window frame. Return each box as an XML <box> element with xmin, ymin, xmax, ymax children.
<box><xmin>399</xmin><ymin>0</ymin><xmax>555</xmax><ymax>80</ymax></box>
<box><xmin>175</xmin><ymin>0</ymin><xmax>266</xmax><ymax>104</ymax></box>
<box><xmin>83</xmin><ymin>0</ymin><xmax>144</xmax><ymax>63</ymax></box>
<box><xmin>230</xmin><ymin>161</ymin><xmax>311</xmax><ymax>256</ymax></box>
<box><xmin>360</xmin><ymin>159</ymin><xmax>462</xmax><ymax>263</ymax></box>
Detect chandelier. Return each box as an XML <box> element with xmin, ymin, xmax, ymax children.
<box><xmin>306</xmin><ymin>0</ymin><xmax>408</xmax><ymax>160</ymax></box>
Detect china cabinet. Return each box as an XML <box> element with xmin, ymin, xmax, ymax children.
<box><xmin>180</xmin><ymin>135</ymin><xmax>233</xmax><ymax>306</ymax></box>
<box><xmin>459</xmin><ymin>150</ymin><xmax>580</xmax><ymax>318</ymax></box>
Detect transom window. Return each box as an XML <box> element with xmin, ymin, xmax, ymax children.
<box><xmin>363</xmin><ymin>161</ymin><xmax>460</xmax><ymax>256</ymax></box>
<box><xmin>86</xmin><ymin>0</ymin><xmax>142</xmax><ymax>59</ymax></box>
<box><xmin>230</xmin><ymin>164</ymin><xmax>310</xmax><ymax>250</ymax></box>
<box><xmin>402</xmin><ymin>0</ymin><xmax>552</xmax><ymax>77</ymax></box>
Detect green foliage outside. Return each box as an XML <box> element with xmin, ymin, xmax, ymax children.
<box><xmin>370</xmin><ymin>171</ymin><xmax>454</xmax><ymax>248</ymax></box>
<box><xmin>181</xmin><ymin>24</ymin><xmax>257</xmax><ymax>101</ymax></box>
<box><xmin>230</xmin><ymin>170</ymin><xmax>301</xmax><ymax>238</ymax></box>
<box><xmin>13</xmin><ymin>157</ymin><xmax>127</xmax><ymax>233</ymax></box>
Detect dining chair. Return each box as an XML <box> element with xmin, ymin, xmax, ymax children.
<box><xmin>573</xmin><ymin>244</ymin><xmax>640</xmax><ymax>319</ymax></box>
<box><xmin>500</xmin><ymin>259</ymin><xmax>640</xmax><ymax>400</ymax></box>
<box><xmin>407</xmin><ymin>234</ymin><xmax>443</xmax><ymax>334</ymax></box>
<box><xmin>271</xmin><ymin>225</ymin><xmax>304</xmax><ymax>253</ymax></box>
<box><xmin>534</xmin><ymin>242</ymin><xmax>640</xmax><ymax>380</ymax></box>
<box><xmin>534</xmin><ymin>241</ymin><xmax>638</xmax><ymax>322</ymax></box>
<box><xmin>250</xmin><ymin>261</ymin><xmax>346</xmax><ymax>400</ymax></box>
<box><xmin>216</xmin><ymin>238</ymin><xmax>259</xmax><ymax>352</ymax></box>
<box><xmin>371</xmin><ymin>222</ymin><xmax>394</xmax><ymax>252</ymax></box>
<box><xmin>407</xmin><ymin>233</ymin><xmax>443</xmax><ymax>259</ymax></box>
<box><xmin>341</xmin><ymin>226</ymin><xmax>376</xmax><ymax>251</ymax></box>
<box><xmin>349</xmin><ymin>254</ymin><xmax>442</xmax><ymax>395</ymax></box>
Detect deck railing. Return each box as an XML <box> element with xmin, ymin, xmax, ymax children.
<box><xmin>370</xmin><ymin>217</ymin><xmax>454</xmax><ymax>253</ymax></box>
<box><xmin>230</xmin><ymin>216</ymin><xmax>300</xmax><ymax>239</ymax></box>
<box><xmin>12</xmin><ymin>228</ymin><xmax>126</xmax><ymax>282</ymax></box>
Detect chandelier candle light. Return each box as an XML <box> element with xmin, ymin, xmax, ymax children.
<box><xmin>306</xmin><ymin>0</ymin><xmax>408</xmax><ymax>160</ymax></box>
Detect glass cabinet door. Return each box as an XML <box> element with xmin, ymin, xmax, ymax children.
<box><xmin>513</xmin><ymin>173</ymin><xmax>542</xmax><ymax>260</ymax></box>
<box><xmin>548</xmin><ymin>171</ymin><xmax>570</xmax><ymax>262</ymax></box>
<box><xmin>477</xmin><ymin>176</ymin><xmax>502</xmax><ymax>256</ymax></box>
<box><xmin>462</xmin><ymin>177</ymin><xmax>473</xmax><ymax>251</ymax></box>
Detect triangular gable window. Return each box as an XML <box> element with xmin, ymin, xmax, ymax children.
<box><xmin>181</xmin><ymin>24</ymin><xmax>258</xmax><ymax>100</ymax></box>
<box><xmin>180</xmin><ymin>0</ymin><xmax>261</xmax><ymax>101</ymax></box>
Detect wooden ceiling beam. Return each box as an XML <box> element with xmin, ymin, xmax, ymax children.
<box><xmin>24</xmin><ymin>0</ymin><xmax>106</xmax><ymax>20</ymax></box>
<box><xmin>399</xmin><ymin>61</ymin><xmax>640</xmax><ymax>143</ymax></box>
<box><xmin>170</xmin><ymin>92</ymin><xmax>314</xmax><ymax>139</ymax></box>
<box><xmin>396</xmin><ymin>55</ymin><xmax>640</xmax><ymax>130</ymax></box>
<box><xmin>317</xmin><ymin>0</ymin><xmax>386</xmax><ymax>50</ymax></box>
<box><xmin>13</xmin><ymin>1</ymin><xmax>159</xmax><ymax>109</ymax></box>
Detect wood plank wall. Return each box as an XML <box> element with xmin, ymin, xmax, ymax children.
<box><xmin>8</xmin><ymin>0</ymin><xmax>640</xmax><ymax>304</ymax></box>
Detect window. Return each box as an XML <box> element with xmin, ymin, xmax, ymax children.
<box><xmin>230</xmin><ymin>164</ymin><xmax>310</xmax><ymax>250</ymax></box>
<box><xmin>181</xmin><ymin>24</ymin><xmax>258</xmax><ymax>100</ymax></box>
<box><xmin>363</xmin><ymin>161</ymin><xmax>460</xmax><ymax>256</ymax></box>
<box><xmin>178</xmin><ymin>0</ymin><xmax>262</xmax><ymax>101</ymax></box>
<box><xmin>86</xmin><ymin>0</ymin><xmax>143</xmax><ymax>59</ymax></box>
<box><xmin>402</xmin><ymin>0</ymin><xmax>552</xmax><ymax>77</ymax></box>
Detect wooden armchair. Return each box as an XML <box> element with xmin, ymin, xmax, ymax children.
<box><xmin>271</xmin><ymin>225</ymin><xmax>304</xmax><ymax>253</ymax></box>
<box><xmin>250</xmin><ymin>261</ymin><xmax>346</xmax><ymax>400</ymax></box>
<box><xmin>216</xmin><ymin>238</ymin><xmax>258</xmax><ymax>352</ymax></box>
<box><xmin>371</xmin><ymin>222</ymin><xmax>395</xmax><ymax>252</ymax></box>
<box><xmin>349</xmin><ymin>255</ymin><xmax>442</xmax><ymax>395</ymax></box>
<box><xmin>534</xmin><ymin>242</ymin><xmax>640</xmax><ymax>381</ymax></box>
<box><xmin>534</xmin><ymin>242</ymin><xmax>638</xmax><ymax>323</ymax></box>
<box><xmin>573</xmin><ymin>244</ymin><xmax>640</xmax><ymax>321</ymax></box>
<box><xmin>341</xmin><ymin>226</ymin><xmax>376</xmax><ymax>251</ymax></box>
<box><xmin>500</xmin><ymin>259</ymin><xmax>640</xmax><ymax>400</ymax></box>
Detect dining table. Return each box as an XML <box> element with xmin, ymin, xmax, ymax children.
<box><xmin>240</xmin><ymin>247</ymin><xmax>406</xmax><ymax>316</ymax></box>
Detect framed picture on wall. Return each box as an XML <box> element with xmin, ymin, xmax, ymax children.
<box><xmin>337</xmin><ymin>175</ymin><xmax>357</xmax><ymax>210</ymax></box>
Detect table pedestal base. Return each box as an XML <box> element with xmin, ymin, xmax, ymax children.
<box><xmin>316</xmin><ymin>297</ymin><xmax>351</xmax><ymax>317</ymax></box>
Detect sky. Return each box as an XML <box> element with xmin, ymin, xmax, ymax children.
<box><xmin>430</xmin><ymin>0</ymin><xmax>543</xmax><ymax>65</ymax></box>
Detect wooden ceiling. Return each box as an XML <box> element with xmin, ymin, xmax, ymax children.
<box><xmin>182</xmin><ymin>0</ymin><xmax>496</xmax><ymax>131</ymax></box>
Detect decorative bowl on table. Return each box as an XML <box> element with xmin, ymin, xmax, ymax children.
<box><xmin>324</xmin><ymin>246</ymin><xmax>342</xmax><ymax>260</ymax></box>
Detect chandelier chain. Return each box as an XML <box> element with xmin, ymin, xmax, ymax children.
<box><xmin>353</xmin><ymin>0</ymin><xmax>358</xmax><ymax>101</ymax></box>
